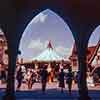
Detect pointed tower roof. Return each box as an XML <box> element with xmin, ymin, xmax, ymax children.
<box><xmin>47</xmin><ymin>40</ymin><xmax>53</xmax><ymax>49</ymax></box>
<box><xmin>32</xmin><ymin>40</ymin><xmax>62</xmax><ymax>61</ymax></box>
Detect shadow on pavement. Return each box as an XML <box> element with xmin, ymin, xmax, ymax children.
<box><xmin>0</xmin><ymin>89</ymin><xmax>100</xmax><ymax>100</ymax></box>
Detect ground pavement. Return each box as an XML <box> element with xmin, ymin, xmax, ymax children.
<box><xmin>0</xmin><ymin>82</ymin><xmax>100</xmax><ymax>100</ymax></box>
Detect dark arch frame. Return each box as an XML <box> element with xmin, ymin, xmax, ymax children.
<box><xmin>17</xmin><ymin>7</ymin><xmax>78</xmax><ymax>45</ymax></box>
<box><xmin>1</xmin><ymin>1</ymin><xmax>100</xmax><ymax>100</ymax></box>
<box><xmin>3</xmin><ymin>6</ymin><xmax>88</xmax><ymax>100</ymax></box>
<box><xmin>10</xmin><ymin>6</ymin><xmax>89</xmax><ymax>100</ymax></box>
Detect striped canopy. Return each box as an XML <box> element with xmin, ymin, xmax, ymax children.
<box><xmin>32</xmin><ymin>41</ymin><xmax>63</xmax><ymax>61</ymax></box>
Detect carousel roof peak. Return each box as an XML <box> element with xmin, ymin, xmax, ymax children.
<box><xmin>47</xmin><ymin>40</ymin><xmax>53</xmax><ymax>49</ymax></box>
<box><xmin>32</xmin><ymin>40</ymin><xmax>63</xmax><ymax>61</ymax></box>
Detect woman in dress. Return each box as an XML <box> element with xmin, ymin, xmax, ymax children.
<box><xmin>58</xmin><ymin>69</ymin><xmax>65</xmax><ymax>93</ymax></box>
<box><xmin>66</xmin><ymin>67</ymin><xmax>73</xmax><ymax>95</ymax></box>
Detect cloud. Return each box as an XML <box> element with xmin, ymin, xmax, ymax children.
<box><xmin>55</xmin><ymin>46</ymin><xmax>72</xmax><ymax>58</ymax></box>
<box><xmin>28</xmin><ymin>39</ymin><xmax>72</xmax><ymax>57</ymax></box>
<box><xmin>28</xmin><ymin>39</ymin><xmax>43</xmax><ymax>50</ymax></box>
<box><xmin>28</xmin><ymin>39</ymin><xmax>49</xmax><ymax>50</ymax></box>
<box><xmin>31</xmin><ymin>13</ymin><xmax>48</xmax><ymax>24</ymax></box>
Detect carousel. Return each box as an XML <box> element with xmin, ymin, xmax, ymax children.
<box><xmin>19</xmin><ymin>41</ymin><xmax>71</xmax><ymax>83</ymax></box>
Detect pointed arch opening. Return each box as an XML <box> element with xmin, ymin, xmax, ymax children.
<box><xmin>16</xmin><ymin>9</ymin><xmax>78</xmax><ymax>91</ymax></box>
<box><xmin>87</xmin><ymin>25</ymin><xmax>100</xmax><ymax>87</ymax></box>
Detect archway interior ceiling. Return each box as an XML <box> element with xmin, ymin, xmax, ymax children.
<box><xmin>1</xmin><ymin>0</ymin><xmax>100</xmax><ymax>46</ymax></box>
<box><xmin>16</xmin><ymin>0</ymin><xmax>100</xmax><ymax>23</ymax></box>
<box><xmin>16</xmin><ymin>1</ymin><xmax>100</xmax><ymax>39</ymax></box>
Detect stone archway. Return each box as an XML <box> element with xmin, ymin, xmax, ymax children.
<box><xmin>15</xmin><ymin>6</ymin><xmax>91</xmax><ymax>99</ymax></box>
<box><xmin>18</xmin><ymin>8</ymin><xmax>75</xmax><ymax>91</ymax></box>
<box><xmin>1</xmin><ymin>6</ymin><xmax>86</xmax><ymax>100</ymax></box>
<box><xmin>1</xmin><ymin>1</ymin><xmax>100</xmax><ymax>100</ymax></box>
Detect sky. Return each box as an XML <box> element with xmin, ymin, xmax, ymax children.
<box><xmin>19</xmin><ymin>9</ymin><xmax>74</xmax><ymax>61</ymax></box>
<box><xmin>88</xmin><ymin>25</ymin><xmax>100</xmax><ymax>46</ymax></box>
<box><xmin>0</xmin><ymin>9</ymin><xmax>100</xmax><ymax>61</ymax></box>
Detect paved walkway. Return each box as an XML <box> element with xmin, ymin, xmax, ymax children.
<box><xmin>0</xmin><ymin>82</ymin><xmax>100</xmax><ymax>100</ymax></box>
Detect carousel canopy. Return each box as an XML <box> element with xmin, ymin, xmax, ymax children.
<box><xmin>32</xmin><ymin>41</ymin><xmax>63</xmax><ymax>61</ymax></box>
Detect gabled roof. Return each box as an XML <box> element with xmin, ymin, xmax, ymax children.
<box><xmin>69</xmin><ymin>40</ymin><xmax>100</xmax><ymax>64</ymax></box>
<box><xmin>87</xmin><ymin>46</ymin><xmax>97</xmax><ymax>62</ymax></box>
<box><xmin>88</xmin><ymin>40</ymin><xmax>100</xmax><ymax>64</ymax></box>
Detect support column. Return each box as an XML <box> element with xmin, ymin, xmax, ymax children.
<box><xmin>3</xmin><ymin>48</ymin><xmax>17</xmax><ymax>100</ymax></box>
<box><xmin>77</xmin><ymin>43</ymin><xmax>91</xmax><ymax>100</ymax></box>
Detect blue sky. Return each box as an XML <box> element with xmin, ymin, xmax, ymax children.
<box><xmin>88</xmin><ymin>25</ymin><xmax>100</xmax><ymax>46</ymax></box>
<box><xmin>0</xmin><ymin>9</ymin><xmax>100</xmax><ymax>61</ymax></box>
<box><xmin>19</xmin><ymin>9</ymin><xmax>74</xmax><ymax>61</ymax></box>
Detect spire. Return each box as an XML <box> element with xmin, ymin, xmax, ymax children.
<box><xmin>47</xmin><ymin>40</ymin><xmax>53</xmax><ymax>49</ymax></box>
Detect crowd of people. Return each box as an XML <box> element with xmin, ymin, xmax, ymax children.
<box><xmin>15</xmin><ymin>63</ymin><xmax>74</xmax><ymax>94</ymax></box>
<box><xmin>0</xmin><ymin>62</ymin><xmax>100</xmax><ymax>94</ymax></box>
<box><xmin>15</xmin><ymin>64</ymin><xmax>74</xmax><ymax>93</ymax></box>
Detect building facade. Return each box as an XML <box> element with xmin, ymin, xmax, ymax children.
<box><xmin>0</xmin><ymin>34</ymin><xmax>8</xmax><ymax>65</ymax></box>
<box><xmin>69</xmin><ymin>40</ymin><xmax>100</xmax><ymax>71</ymax></box>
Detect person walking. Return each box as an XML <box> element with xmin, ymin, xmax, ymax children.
<box><xmin>66</xmin><ymin>67</ymin><xmax>73</xmax><ymax>95</ymax></box>
<box><xmin>0</xmin><ymin>64</ymin><xmax>6</xmax><ymax>84</ymax></box>
<box><xmin>40</xmin><ymin>66</ymin><xmax>48</xmax><ymax>93</ymax></box>
<box><xmin>16</xmin><ymin>66</ymin><xmax>23</xmax><ymax>90</ymax></box>
<box><xmin>28</xmin><ymin>70</ymin><xmax>36</xmax><ymax>89</ymax></box>
<box><xmin>58</xmin><ymin>69</ymin><xmax>65</xmax><ymax>93</ymax></box>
